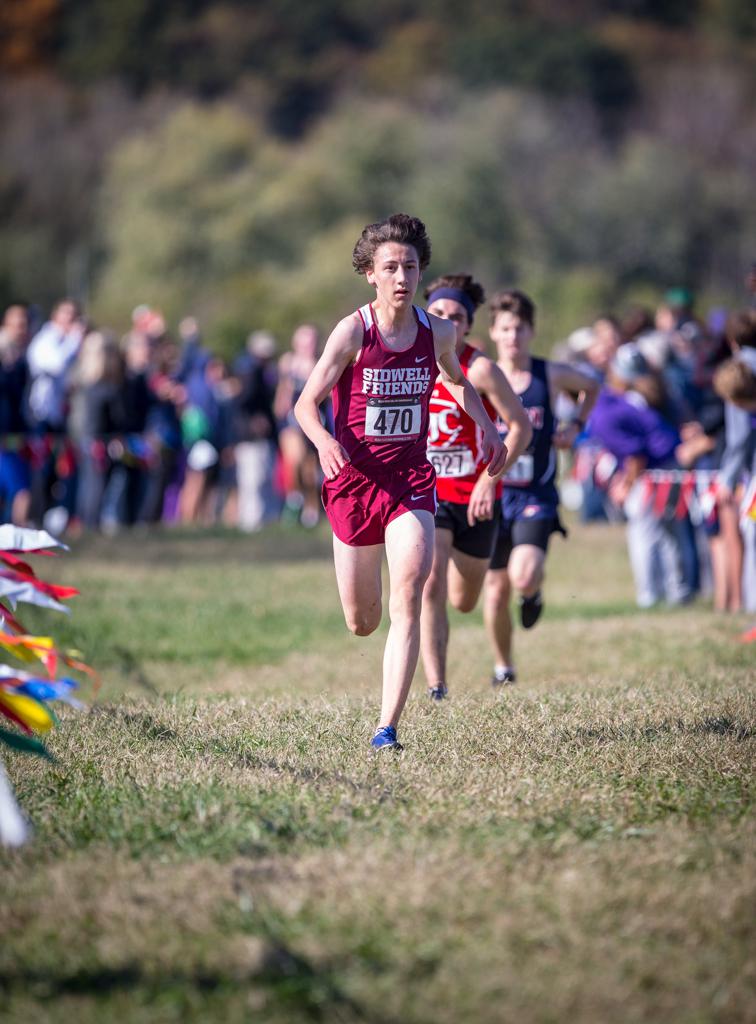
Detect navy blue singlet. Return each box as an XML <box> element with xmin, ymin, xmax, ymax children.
<box><xmin>499</xmin><ymin>357</ymin><xmax>560</xmax><ymax>520</ymax></box>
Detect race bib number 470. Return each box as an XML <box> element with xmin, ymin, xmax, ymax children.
<box><xmin>365</xmin><ymin>399</ymin><xmax>421</xmax><ymax>442</ymax></box>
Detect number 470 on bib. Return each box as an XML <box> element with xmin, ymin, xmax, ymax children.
<box><xmin>365</xmin><ymin>399</ymin><xmax>421</xmax><ymax>441</ymax></box>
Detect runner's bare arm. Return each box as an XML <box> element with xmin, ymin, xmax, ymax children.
<box><xmin>463</xmin><ymin>355</ymin><xmax>533</xmax><ymax>525</ymax></box>
<box><xmin>431</xmin><ymin>315</ymin><xmax>507</xmax><ymax>478</ymax></box>
<box><xmin>547</xmin><ymin>362</ymin><xmax>600</xmax><ymax>450</ymax></box>
<box><xmin>294</xmin><ymin>314</ymin><xmax>363</xmax><ymax>480</ymax></box>
<box><xmin>468</xmin><ymin>355</ymin><xmax>532</xmax><ymax>477</ymax></box>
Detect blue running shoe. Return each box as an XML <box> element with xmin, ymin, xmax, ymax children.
<box><xmin>428</xmin><ymin>685</ymin><xmax>448</xmax><ymax>701</ymax></box>
<box><xmin>370</xmin><ymin>725</ymin><xmax>403</xmax><ymax>751</ymax></box>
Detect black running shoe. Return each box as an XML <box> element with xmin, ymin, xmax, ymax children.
<box><xmin>491</xmin><ymin>667</ymin><xmax>517</xmax><ymax>689</ymax></box>
<box><xmin>428</xmin><ymin>685</ymin><xmax>448</xmax><ymax>701</ymax></box>
<box><xmin>519</xmin><ymin>591</ymin><xmax>543</xmax><ymax>629</ymax></box>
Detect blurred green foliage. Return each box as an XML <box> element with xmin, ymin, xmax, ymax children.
<box><xmin>0</xmin><ymin>0</ymin><xmax>754</xmax><ymax>352</ymax></box>
<box><xmin>92</xmin><ymin>90</ymin><xmax>756</xmax><ymax>354</ymax></box>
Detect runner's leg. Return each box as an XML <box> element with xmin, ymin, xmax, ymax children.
<box><xmin>507</xmin><ymin>544</ymin><xmax>545</xmax><ymax>598</ymax></box>
<box><xmin>484</xmin><ymin>567</ymin><xmax>513</xmax><ymax>670</ymax></box>
<box><xmin>448</xmin><ymin>547</ymin><xmax>491</xmax><ymax>613</ymax></box>
<box><xmin>381</xmin><ymin>510</ymin><xmax>435</xmax><ymax>727</ymax></box>
<box><xmin>333</xmin><ymin>534</ymin><xmax>383</xmax><ymax>636</ymax></box>
<box><xmin>420</xmin><ymin>527</ymin><xmax>453</xmax><ymax>690</ymax></box>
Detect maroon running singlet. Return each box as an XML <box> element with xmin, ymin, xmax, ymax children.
<box><xmin>322</xmin><ymin>303</ymin><xmax>438</xmax><ymax>545</ymax></box>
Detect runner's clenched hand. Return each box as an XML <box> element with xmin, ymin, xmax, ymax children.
<box><xmin>318</xmin><ymin>437</ymin><xmax>350</xmax><ymax>480</ymax></box>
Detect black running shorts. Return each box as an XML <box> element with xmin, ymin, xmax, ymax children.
<box><xmin>434</xmin><ymin>499</ymin><xmax>501</xmax><ymax>560</ymax></box>
<box><xmin>489</xmin><ymin>516</ymin><xmax>565</xmax><ymax>571</ymax></box>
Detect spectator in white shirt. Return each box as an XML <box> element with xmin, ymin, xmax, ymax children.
<box><xmin>26</xmin><ymin>298</ymin><xmax>85</xmax><ymax>432</ymax></box>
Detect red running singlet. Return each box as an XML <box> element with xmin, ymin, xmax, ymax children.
<box><xmin>427</xmin><ymin>344</ymin><xmax>501</xmax><ymax>503</ymax></box>
<box><xmin>331</xmin><ymin>303</ymin><xmax>438</xmax><ymax>476</ymax></box>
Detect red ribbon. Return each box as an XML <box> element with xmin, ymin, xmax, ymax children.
<box><xmin>0</xmin><ymin>567</ymin><xmax>79</xmax><ymax>601</ymax></box>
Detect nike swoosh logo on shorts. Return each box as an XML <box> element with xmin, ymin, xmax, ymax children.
<box><xmin>410</xmin><ymin>495</ymin><xmax>423</xmax><ymax>501</ymax></box>
<box><xmin>415</xmin><ymin>356</ymin><xmax>427</xmax><ymax>363</ymax></box>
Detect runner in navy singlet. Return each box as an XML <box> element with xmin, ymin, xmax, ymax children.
<box><xmin>294</xmin><ymin>215</ymin><xmax>506</xmax><ymax>751</ymax></box>
<box><xmin>419</xmin><ymin>273</ymin><xmax>532</xmax><ymax>701</ymax></box>
<box><xmin>484</xmin><ymin>290</ymin><xmax>599</xmax><ymax>686</ymax></box>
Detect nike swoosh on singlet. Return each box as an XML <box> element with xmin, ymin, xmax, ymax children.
<box><xmin>415</xmin><ymin>356</ymin><xmax>428</xmax><ymax>363</ymax></box>
<box><xmin>410</xmin><ymin>495</ymin><xmax>423</xmax><ymax>501</ymax></box>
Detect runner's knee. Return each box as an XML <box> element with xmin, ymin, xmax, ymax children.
<box><xmin>345</xmin><ymin>607</ymin><xmax>381</xmax><ymax>636</ymax></box>
<box><xmin>509</xmin><ymin>564</ymin><xmax>542</xmax><ymax>594</ymax></box>
<box><xmin>389</xmin><ymin>578</ymin><xmax>425</xmax><ymax>620</ymax></box>
<box><xmin>485</xmin><ymin>572</ymin><xmax>510</xmax><ymax>611</ymax></box>
<box><xmin>449</xmin><ymin>588</ymin><xmax>479</xmax><ymax>614</ymax></box>
<box><xmin>423</xmin><ymin>566</ymin><xmax>447</xmax><ymax>605</ymax></box>
<box><xmin>507</xmin><ymin>548</ymin><xmax>542</xmax><ymax>593</ymax></box>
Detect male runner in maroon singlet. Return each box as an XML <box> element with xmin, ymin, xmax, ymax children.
<box><xmin>421</xmin><ymin>274</ymin><xmax>532</xmax><ymax>701</ymax></box>
<box><xmin>294</xmin><ymin>215</ymin><xmax>506</xmax><ymax>751</ymax></box>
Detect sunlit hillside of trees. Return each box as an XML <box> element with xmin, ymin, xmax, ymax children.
<box><xmin>1</xmin><ymin>0</ymin><xmax>754</xmax><ymax>351</ymax></box>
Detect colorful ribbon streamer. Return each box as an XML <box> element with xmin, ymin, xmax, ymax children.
<box><xmin>0</xmin><ymin>523</ymin><xmax>95</xmax><ymax>847</ymax></box>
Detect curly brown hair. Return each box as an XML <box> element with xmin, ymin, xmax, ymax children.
<box><xmin>352</xmin><ymin>214</ymin><xmax>431</xmax><ymax>275</ymax></box>
<box><xmin>489</xmin><ymin>289</ymin><xmax>536</xmax><ymax>328</ymax></box>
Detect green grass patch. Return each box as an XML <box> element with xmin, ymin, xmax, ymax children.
<box><xmin>1</xmin><ymin>522</ymin><xmax>754</xmax><ymax>1022</ymax></box>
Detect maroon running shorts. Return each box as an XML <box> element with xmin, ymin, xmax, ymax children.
<box><xmin>322</xmin><ymin>460</ymin><xmax>437</xmax><ymax>546</ymax></box>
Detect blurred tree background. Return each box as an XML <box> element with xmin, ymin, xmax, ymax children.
<box><xmin>1</xmin><ymin>0</ymin><xmax>754</xmax><ymax>354</ymax></box>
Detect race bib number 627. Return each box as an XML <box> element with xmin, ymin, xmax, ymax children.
<box><xmin>365</xmin><ymin>399</ymin><xmax>421</xmax><ymax>441</ymax></box>
<box><xmin>427</xmin><ymin>446</ymin><xmax>476</xmax><ymax>478</ymax></box>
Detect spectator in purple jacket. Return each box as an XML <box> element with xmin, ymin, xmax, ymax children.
<box><xmin>588</xmin><ymin>345</ymin><xmax>691</xmax><ymax>608</ymax></box>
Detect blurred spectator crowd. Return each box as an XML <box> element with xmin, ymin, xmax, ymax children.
<box><xmin>0</xmin><ymin>279</ymin><xmax>754</xmax><ymax>615</ymax></box>
<box><xmin>553</xmin><ymin>280</ymin><xmax>756</xmax><ymax>615</ymax></box>
<box><xmin>0</xmin><ymin>301</ymin><xmax>329</xmax><ymax>539</ymax></box>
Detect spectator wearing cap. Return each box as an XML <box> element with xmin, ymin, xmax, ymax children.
<box><xmin>588</xmin><ymin>344</ymin><xmax>691</xmax><ymax>608</ymax></box>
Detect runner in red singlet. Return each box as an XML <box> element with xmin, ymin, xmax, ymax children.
<box><xmin>294</xmin><ymin>215</ymin><xmax>506</xmax><ymax>751</ymax></box>
<box><xmin>420</xmin><ymin>274</ymin><xmax>532</xmax><ymax>700</ymax></box>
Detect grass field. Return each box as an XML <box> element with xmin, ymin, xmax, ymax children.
<box><xmin>1</xmin><ymin>520</ymin><xmax>754</xmax><ymax>1023</ymax></box>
